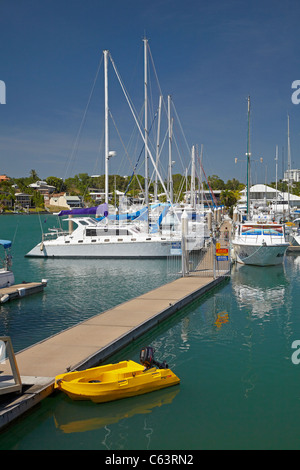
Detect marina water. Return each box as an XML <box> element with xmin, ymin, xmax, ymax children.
<box><xmin>1</xmin><ymin>215</ymin><xmax>300</xmax><ymax>450</ymax></box>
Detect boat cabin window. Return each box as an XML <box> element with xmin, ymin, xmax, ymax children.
<box><xmin>242</xmin><ymin>227</ymin><xmax>262</xmax><ymax>236</ymax></box>
<box><xmin>76</xmin><ymin>218</ymin><xmax>97</xmax><ymax>226</ymax></box>
<box><xmin>86</xmin><ymin>228</ymin><xmax>130</xmax><ymax>237</ymax></box>
<box><xmin>86</xmin><ymin>229</ymin><xmax>97</xmax><ymax>237</ymax></box>
<box><xmin>262</xmin><ymin>228</ymin><xmax>283</xmax><ymax>236</ymax></box>
<box><xmin>241</xmin><ymin>225</ymin><xmax>283</xmax><ymax>236</ymax></box>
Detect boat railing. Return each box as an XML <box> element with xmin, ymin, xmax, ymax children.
<box><xmin>42</xmin><ymin>229</ymin><xmax>69</xmax><ymax>241</ymax></box>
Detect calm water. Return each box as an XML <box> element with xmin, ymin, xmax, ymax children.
<box><xmin>1</xmin><ymin>215</ymin><xmax>300</xmax><ymax>450</ymax></box>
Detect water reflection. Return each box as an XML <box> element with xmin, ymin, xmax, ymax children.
<box><xmin>290</xmin><ymin>253</ymin><xmax>300</xmax><ymax>273</ymax></box>
<box><xmin>53</xmin><ymin>386</ymin><xmax>180</xmax><ymax>435</ymax></box>
<box><xmin>231</xmin><ymin>263</ymin><xmax>287</xmax><ymax>317</ymax></box>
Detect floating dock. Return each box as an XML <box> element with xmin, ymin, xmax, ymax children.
<box><xmin>287</xmin><ymin>245</ymin><xmax>300</xmax><ymax>252</ymax></box>
<box><xmin>0</xmin><ymin>280</ymin><xmax>47</xmax><ymax>304</ymax></box>
<box><xmin>0</xmin><ymin>273</ymin><xmax>229</xmax><ymax>430</ymax></box>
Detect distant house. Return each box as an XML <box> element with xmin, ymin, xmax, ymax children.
<box><xmin>28</xmin><ymin>180</ymin><xmax>56</xmax><ymax>205</ymax></box>
<box><xmin>238</xmin><ymin>184</ymin><xmax>300</xmax><ymax>212</ymax></box>
<box><xmin>184</xmin><ymin>189</ymin><xmax>222</xmax><ymax>206</ymax></box>
<box><xmin>283</xmin><ymin>169</ymin><xmax>300</xmax><ymax>183</ymax></box>
<box><xmin>88</xmin><ymin>188</ymin><xmax>113</xmax><ymax>202</ymax></box>
<box><xmin>15</xmin><ymin>193</ymin><xmax>33</xmax><ymax>209</ymax></box>
<box><xmin>0</xmin><ymin>174</ymin><xmax>10</xmax><ymax>182</ymax></box>
<box><xmin>49</xmin><ymin>193</ymin><xmax>84</xmax><ymax>210</ymax></box>
<box><xmin>0</xmin><ymin>193</ymin><xmax>13</xmax><ymax>209</ymax></box>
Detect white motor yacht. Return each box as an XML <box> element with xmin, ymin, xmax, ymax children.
<box><xmin>231</xmin><ymin>222</ymin><xmax>289</xmax><ymax>266</ymax></box>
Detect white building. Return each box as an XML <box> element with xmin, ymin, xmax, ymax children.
<box><xmin>283</xmin><ymin>169</ymin><xmax>300</xmax><ymax>183</ymax></box>
<box><xmin>238</xmin><ymin>184</ymin><xmax>300</xmax><ymax>212</ymax></box>
<box><xmin>49</xmin><ymin>193</ymin><xmax>83</xmax><ymax>209</ymax></box>
<box><xmin>28</xmin><ymin>180</ymin><xmax>56</xmax><ymax>205</ymax></box>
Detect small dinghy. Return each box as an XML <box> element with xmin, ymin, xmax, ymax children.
<box><xmin>54</xmin><ymin>347</ymin><xmax>180</xmax><ymax>403</ymax></box>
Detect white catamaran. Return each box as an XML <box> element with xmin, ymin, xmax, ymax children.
<box><xmin>25</xmin><ymin>204</ymin><xmax>206</xmax><ymax>259</ymax></box>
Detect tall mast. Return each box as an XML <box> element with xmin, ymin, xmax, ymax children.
<box><xmin>143</xmin><ymin>38</ymin><xmax>149</xmax><ymax>227</ymax></box>
<box><xmin>288</xmin><ymin>114</ymin><xmax>291</xmax><ymax>213</ymax></box>
<box><xmin>200</xmin><ymin>144</ymin><xmax>204</xmax><ymax>211</ymax></box>
<box><xmin>154</xmin><ymin>94</ymin><xmax>162</xmax><ymax>202</ymax></box>
<box><xmin>104</xmin><ymin>50</ymin><xmax>109</xmax><ymax>205</ymax></box>
<box><xmin>246</xmin><ymin>96</ymin><xmax>251</xmax><ymax>219</ymax></box>
<box><xmin>168</xmin><ymin>94</ymin><xmax>173</xmax><ymax>204</ymax></box>
<box><xmin>191</xmin><ymin>145</ymin><xmax>196</xmax><ymax>208</ymax></box>
<box><xmin>275</xmin><ymin>144</ymin><xmax>278</xmax><ymax>217</ymax></box>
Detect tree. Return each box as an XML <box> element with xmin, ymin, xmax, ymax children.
<box><xmin>225</xmin><ymin>178</ymin><xmax>244</xmax><ymax>191</ymax></box>
<box><xmin>32</xmin><ymin>191</ymin><xmax>44</xmax><ymax>209</ymax></box>
<box><xmin>29</xmin><ymin>169</ymin><xmax>39</xmax><ymax>182</ymax></box>
<box><xmin>220</xmin><ymin>189</ymin><xmax>240</xmax><ymax>209</ymax></box>
<box><xmin>207</xmin><ymin>175</ymin><xmax>225</xmax><ymax>190</ymax></box>
<box><xmin>46</xmin><ymin>177</ymin><xmax>66</xmax><ymax>192</ymax></box>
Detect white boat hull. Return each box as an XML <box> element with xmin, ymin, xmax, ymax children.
<box><xmin>232</xmin><ymin>242</ymin><xmax>288</xmax><ymax>266</ymax></box>
<box><xmin>26</xmin><ymin>239</ymin><xmax>183</xmax><ymax>258</ymax></box>
<box><xmin>0</xmin><ymin>270</ymin><xmax>15</xmax><ymax>288</ymax></box>
<box><xmin>25</xmin><ymin>215</ymin><xmax>206</xmax><ymax>259</ymax></box>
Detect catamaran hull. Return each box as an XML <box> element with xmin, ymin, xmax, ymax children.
<box><xmin>26</xmin><ymin>240</ymin><xmax>182</xmax><ymax>258</ymax></box>
<box><xmin>232</xmin><ymin>243</ymin><xmax>288</xmax><ymax>266</ymax></box>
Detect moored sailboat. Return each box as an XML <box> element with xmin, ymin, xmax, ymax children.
<box><xmin>231</xmin><ymin>97</ymin><xmax>289</xmax><ymax>266</ymax></box>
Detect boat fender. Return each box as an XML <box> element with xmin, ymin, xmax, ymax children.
<box><xmin>0</xmin><ymin>294</ymin><xmax>9</xmax><ymax>304</ymax></box>
<box><xmin>40</xmin><ymin>242</ymin><xmax>44</xmax><ymax>251</ymax></box>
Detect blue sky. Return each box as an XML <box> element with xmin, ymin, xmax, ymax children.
<box><xmin>0</xmin><ymin>0</ymin><xmax>300</xmax><ymax>185</ymax></box>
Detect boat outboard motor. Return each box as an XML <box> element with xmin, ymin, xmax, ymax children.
<box><xmin>140</xmin><ymin>347</ymin><xmax>168</xmax><ymax>370</ymax></box>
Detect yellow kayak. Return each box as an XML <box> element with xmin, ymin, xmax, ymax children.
<box><xmin>54</xmin><ymin>348</ymin><xmax>180</xmax><ymax>403</ymax></box>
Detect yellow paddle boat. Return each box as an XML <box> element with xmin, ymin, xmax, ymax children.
<box><xmin>54</xmin><ymin>347</ymin><xmax>180</xmax><ymax>403</ymax></box>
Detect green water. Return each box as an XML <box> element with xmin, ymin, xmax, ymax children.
<box><xmin>0</xmin><ymin>215</ymin><xmax>300</xmax><ymax>450</ymax></box>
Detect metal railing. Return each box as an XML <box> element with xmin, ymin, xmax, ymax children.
<box><xmin>185</xmin><ymin>235</ymin><xmax>231</xmax><ymax>278</ymax></box>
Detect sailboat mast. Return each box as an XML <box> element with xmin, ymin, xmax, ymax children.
<box><xmin>191</xmin><ymin>145</ymin><xmax>196</xmax><ymax>208</ymax></box>
<box><xmin>287</xmin><ymin>114</ymin><xmax>291</xmax><ymax>220</ymax></box>
<box><xmin>154</xmin><ymin>94</ymin><xmax>162</xmax><ymax>202</ymax></box>
<box><xmin>246</xmin><ymin>96</ymin><xmax>251</xmax><ymax>218</ymax></box>
<box><xmin>104</xmin><ymin>50</ymin><xmax>109</xmax><ymax>205</ymax></box>
<box><xmin>275</xmin><ymin>144</ymin><xmax>278</xmax><ymax>217</ymax></box>
<box><xmin>200</xmin><ymin>144</ymin><xmax>204</xmax><ymax>210</ymax></box>
<box><xmin>143</xmin><ymin>38</ymin><xmax>149</xmax><ymax>225</ymax></box>
<box><xmin>168</xmin><ymin>95</ymin><xmax>173</xmax><ymax>204</ymax></box>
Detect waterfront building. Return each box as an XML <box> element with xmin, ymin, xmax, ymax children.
<box><xmin>49</xmin><ymin>193</ymin><xmax>84</xmax><ymax>210</ymax></box>
<box><xmin>283</xmin><ymin>169</ymin><xmax>300</xmax><ymax>183</ymax></box>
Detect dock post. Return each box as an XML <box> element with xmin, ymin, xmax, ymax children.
<box><xmin>181</xmin><ymin>210</ymin><xmax>189</xmax><ymax>277</ymax></box>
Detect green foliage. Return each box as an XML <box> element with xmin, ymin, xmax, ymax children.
<box><xmin>220</xmin><ymin>189</ymin><xmax>240</xmax><ymax>208</ymax></box>
<box><xmin>45</xmin><ymin>176</ymin><xmax>66</xmax><ymax>192</ymax></box>
<box><xmin>3</xmin><ymin>169</ymin><xmax>247</xmax><ymax>210</ymax></box>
